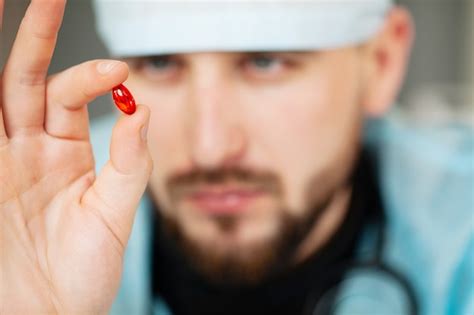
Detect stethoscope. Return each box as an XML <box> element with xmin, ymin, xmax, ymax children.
<box><xmin>149</xmin><ymin>206</ymin><xmax>419</xmax><ymax>315</ymax></box>
<box><xmin>303</xmin><ymin>208</ymin><xmax>420</xmax><ymax>315</ymax></box>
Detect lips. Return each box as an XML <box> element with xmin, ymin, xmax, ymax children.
<box><xmin>186</xmin><ymin>187</ymin><xmax>264</xmax><ymax>215</ymax></box>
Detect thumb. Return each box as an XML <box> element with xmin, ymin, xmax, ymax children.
<box><xmin>84</xmin><ymin>105</ymin><xmax>153</xmax><ymax>247</ymax></box>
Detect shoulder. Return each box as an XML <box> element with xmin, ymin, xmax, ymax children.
<box><xmin>364</xmin><ymin>108</ymin><xmax>473</xmax><ymax>314</ymax></box>
<box><xmin>365</xmin><ymin>108</ymin><xmax>473</xmax><ymax>227</ymax></box>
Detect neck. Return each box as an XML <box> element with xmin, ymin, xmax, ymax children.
<box><xmin>293</xmin><ymin>185</ymin><xmax>352</xmax><ymax>264</ymax></box>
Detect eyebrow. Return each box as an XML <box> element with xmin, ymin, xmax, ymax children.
<box><xmin>245</xmin><ymin>51</ymin><xmax>314</xmax><ymax>58</ymax></box>
<box><xmin>125</xmin><ymin>51</ymin><xmax>314</xmax><ymax>61</ymax></box>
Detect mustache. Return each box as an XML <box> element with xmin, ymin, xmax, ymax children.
<box><xmin>166</xmin><ymin>167</ymin><xmax>282</xmax><ymax>201</ymax></box>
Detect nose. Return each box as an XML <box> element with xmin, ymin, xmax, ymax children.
<box><xmin>187</xmin><ymin>57</ymin><xmax>246</xmax><ymax>169</ymax></box>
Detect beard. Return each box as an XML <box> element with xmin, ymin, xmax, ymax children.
<box><xmin>157</xmin><ymin>197</ymin><xmax>331</xmax><ymax>286</ymax></box>
<box><xmin>152</xmin><ymin>164</ymin><xmax>346</xmax><ymax>287</ymax></box>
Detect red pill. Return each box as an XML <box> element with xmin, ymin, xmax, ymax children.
<box><xmin>112</xmin><ymin>84</ymin><xmax>136</xmax><ymax>115</ymax></box>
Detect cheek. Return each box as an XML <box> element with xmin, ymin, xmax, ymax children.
<box><xmin>125</xmin><ymin>80</ymin><xmax>188</xmax><ymax>209</ymax></box>
<box><xmin>241</xmin><ymin>64</ymin><xmax>362</xmax><ymax>213</ymax></box>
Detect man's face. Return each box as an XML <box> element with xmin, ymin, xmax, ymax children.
<box><xmin>125</xmin><ymin>48</ymin><xmax>365</xmax><ymax>283</ymax></box>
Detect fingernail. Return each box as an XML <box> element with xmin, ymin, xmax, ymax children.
<box><xmin>97</xmin><ymin>60</ymin><xmax>120</xmax><ymax>75</ymax></box>
<box><xmin>140</xmin><ymin>121</ymin><xmax>149</xmax><ymax>142</ymax></box>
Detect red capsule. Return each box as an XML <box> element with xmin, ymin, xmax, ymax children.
<box><xmin>112</xmin><ymin>84</ymin><xmax>136</xmax><ymax>115</ymax></box>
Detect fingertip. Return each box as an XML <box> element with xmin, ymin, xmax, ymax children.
<box><xmin>28</xmin><ymin>0</ymin><xmax>67</xmax><ymax>31</ymax></box>
<box><xmin>119</xmin><ymin>104</ymin><xmax>150</xmax><ymax>143</ymax></box>
<box><xmin>96</xmin><ymin>59</ymin><xmax>129</xmax><ymax>82</ymax></box>
<box><xmin>135</xmin><ymin>104</ymin><xmax>151</xmax><ymax>122</ymax></box>
<box><xmin>110</xmin><ymin>104</ymin><xmax>151</xmax><ymax>175</ymax></box>
<box><xmin>137</xmin><ymin>105</ymin><xmax>150</xmax><ymax>142</ymax></box>
<box><xmin>116</xmin><ymin>104</ymin><xmax>149</xmax><ymax>128</ymax></box>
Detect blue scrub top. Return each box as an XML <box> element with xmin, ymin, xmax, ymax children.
<box><xmin>90</xmin><ymin>109</ymin><xmax>473</xmax><ymax>315</ymax></box>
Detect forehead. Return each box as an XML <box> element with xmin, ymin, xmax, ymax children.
<box><xmin>93</xmin><ymin>0</ymin><xmax>391</xmax><ymax>58</ymax></box>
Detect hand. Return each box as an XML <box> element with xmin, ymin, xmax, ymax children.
<box><xmin>0</xmin><ymin>0</ymin><xmax>152</xmax><ymax>313</ymax></box>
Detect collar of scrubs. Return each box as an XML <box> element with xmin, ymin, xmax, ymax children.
<box><xmin>148</xmin><ymin>150</ymin><xmax>380</xmax><ymax>315</ymax></box>
<box><xmin>93</xmin><ymin>108</ymin><xmax>474</xmax><ymax>315</ymax></box>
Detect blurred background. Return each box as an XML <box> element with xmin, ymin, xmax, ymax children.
<box><xmin>2</xmin><ymin>0</ymin><xmax>473</xmax><ymax>122</ymax></box>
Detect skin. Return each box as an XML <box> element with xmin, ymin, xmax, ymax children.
<box><xmin>127</xmin><ymin>49</ymin><xmax>365</xmax><ymax>284</ymax></box>
<box><xmin>0</xmin><ymin>0</ymin><xmax>413</xmax><ymax>313</ymax></box>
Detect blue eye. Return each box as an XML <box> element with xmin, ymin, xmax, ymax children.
<box><xmin>250</xmin><ymin>55</ymin><xmax>281</xmax><ymax>69</ymax></box>
<box><xmin>144</xmin><ymin>56</ymin><xmax>176</xmax><ymax>70</ymax></box>
<box><xmin>134</xmin><ymin>55</ymin><xmax>181</xmax><ymax>81</ymax></box>
<box><xmin>241</xmin><ymin>54</ymin><xmax>290</xmax><ymax>80</ymax></box>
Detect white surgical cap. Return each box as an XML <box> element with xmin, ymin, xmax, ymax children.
<box><xmin>93</xmin><ymin>0</ymin><xmax>393</xmax><ymax>57</ymax></box>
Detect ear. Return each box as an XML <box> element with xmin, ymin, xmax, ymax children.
<box><xmin>361</xmin><ymin>6</ymin><xmax>415</xmax><ymax>117</ymax></box>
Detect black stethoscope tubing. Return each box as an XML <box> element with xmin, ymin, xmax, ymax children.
<box><xmin>304</xmin><ymin>209</ymin><xmax>419</xmax><ymax>315</ymax></box>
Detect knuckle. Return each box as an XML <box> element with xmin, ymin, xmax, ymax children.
<box><xmin>78</xmin><ymin>61</ymin><xmax>104</xmax><ymax>99</ymax></box>
<box><xmin>145</xmin><ymin>154</ymin><xmax>154</xmax><ymax>176</ymax></box>
<box><xmin>31</xmin><ymin>28</ymin><xmax>58</xmax><ymax>41</ymax></box>
<box><xmin>5</xmin><ymin>59</ymin><xmax>48</xmax><ymax>87</ymax></box>
<box><xmin>18</xmin><ymin>69</ymin><xmax>46</xmax><ymax>87</ymax></box>
<box><xmin>0</xmin><ymin>136</ymin><xmax>8</xmax><ymax>147</ymax></box>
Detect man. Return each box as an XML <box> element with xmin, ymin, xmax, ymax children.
<box><xmin>1</xmin><ymin>0</ymin><xmax>472</xmax><ymax>314</ymax></box>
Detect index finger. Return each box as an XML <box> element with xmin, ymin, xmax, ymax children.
<box><xmin>0</xmin><ymin>0</ymin><xmax>6</xmax><ymax>144</ymax></box>
<box><xmin>0</xmin><ymin>0</ymin><xmax>4</xmax><ymax>31</ymax></box>
<box><xmin>2</xmin><ymin>0</ymin><xmax>66</xmax><ymax>136</ymax></box>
